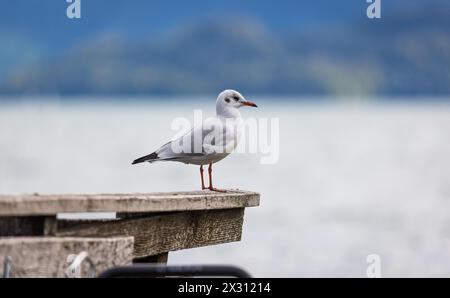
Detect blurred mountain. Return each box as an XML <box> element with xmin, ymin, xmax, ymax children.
<box><xmin>1</xmin><ymin>0</ymin><xmax>449</xmax><ymax>97</ymax></box>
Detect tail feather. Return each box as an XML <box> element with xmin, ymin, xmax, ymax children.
<box><xmin>132</xmin><ymin>152</ymin><xmax>158</xmax><ymax>165</ymax></box>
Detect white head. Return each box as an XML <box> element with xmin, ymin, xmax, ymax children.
<box><xmin>216</xmin><ymin>89</ymin><xmax>258</xmax><ymax>118</ymax></box>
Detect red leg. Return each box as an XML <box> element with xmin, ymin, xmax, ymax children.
<box><xmin>208</xmin><ymin>163</ymin><xmax>226</xmax><ymax>192</ymax></box>
<box><xmin>200</xmin><ymin>165</ymin><xmax>206</xmax><ymax>190</ymax></box>
<box><xmin>208</xmin><ymin>163</ymin><xmax>213</xmax><ymax>189</ymax></box>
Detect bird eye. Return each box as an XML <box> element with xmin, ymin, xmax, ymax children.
<box><xmin>233</xmin><ymin>96</ymin><xmax>239</xmax><ymax>101</ymax></box>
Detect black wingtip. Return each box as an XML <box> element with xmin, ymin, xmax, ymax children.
<box><xmin>132</xmin><ymin>152</ymin><xmax>158</xmax><ymax>165</ymax></box>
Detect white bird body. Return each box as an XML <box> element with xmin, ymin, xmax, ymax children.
<box><xmin>155</xmin><ymin>116</ymin><xmax>243</xmax><ymax>165</ymax></box>
<box><xmin>132</xmin><ymin>89</ymin><xmax>257</xmax><ymax>191</ymax></box>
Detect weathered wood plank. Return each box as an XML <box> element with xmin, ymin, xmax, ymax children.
<box><xmin>0</xmin><ymin>237</ymin><xmax>134</xmax><ymax>278</ymax></box>
<box><xmin>0</xmin><ymin>217</ymin><xmax>48</xmax><ymax>236</ymax></box>
<box><xmin>54</xmin><ymin>208</ymin><xmax>245</xmax><ymax>258</ymax></box>
<box><xmin>0</xmin><ymin>190</ymin><xmax>259</xmax><ymax>216</ymax></box>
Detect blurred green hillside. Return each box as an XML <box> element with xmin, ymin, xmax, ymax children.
<box><xmin>1</xmin><ymin>1</ymin><xmax>449</xmax><ymax>97</ymax></box>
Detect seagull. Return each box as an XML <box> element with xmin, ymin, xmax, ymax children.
<box><xmin>132</xmin><ymin>89</ymin><xmax>258</xmax><ymax>192</ymax></box>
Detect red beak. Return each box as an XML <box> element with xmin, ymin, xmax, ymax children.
<box><xmin>242</xmin><ymin>101</ymin><xmax>258</xmax><ymax>108</ymax></box>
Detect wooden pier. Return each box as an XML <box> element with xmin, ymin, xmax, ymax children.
<box><xmin>0</xmin><ymin>190</ymin><xmax>259</xmax><ymax>277</ymax></box>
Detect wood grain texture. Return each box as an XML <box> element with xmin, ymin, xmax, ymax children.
<box><xmin>54</xmin><ymin>208</ymin><xmax>245</xmax><ymax>258</ymax></box>
<box><xmin>0</xmin><ymin>190</ymin><xmax>259</xmax><ymax>216</ymax></box>
<box><xmin>0</xmin><ymin>217</ymin><xmax>47</xmax><ymax>236</ymax></box>
<box><xmin>0</xmin><ymin>237</ymin><xmax>134</xmax><ymax>278</ymax></box>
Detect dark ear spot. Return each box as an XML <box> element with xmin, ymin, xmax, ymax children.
<box><xmin>225</xmin><ymin>98</ymin><xmax>230</xmax><ymax>103</ymax></box>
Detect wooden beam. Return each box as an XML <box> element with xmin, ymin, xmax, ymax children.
<box><xmin>53</xmin><ymin>208</ymin><xmax>245</xmax><ymax>258</ymax></box>
<box><xmin>0</xmin><ymin>190</ymin><xmax>259</xmax><ymax>217</ymax></box>
<box><xmin>0</xmin><ymin>237</ymin><xmax>134</xmax><ymax>278</ymax></box>
<box><xmin>0</xmin><ymin>217</ymin><xmax>48</xmax><ymax>236</ymax></box>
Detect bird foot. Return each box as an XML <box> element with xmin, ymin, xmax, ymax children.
<box><xmin>207</xmin><ymin>187</ymin><xmax>227</xmax><ymax>193</ymax></box>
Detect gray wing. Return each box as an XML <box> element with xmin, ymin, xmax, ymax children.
<box><xmin>156</xmin><ymin>118</ymin><xmax>236</xmax><ymax>161</ymax></box>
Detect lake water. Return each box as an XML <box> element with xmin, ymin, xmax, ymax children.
<box><xmin>1</xmin><ymin>99</ymin><xmax>450</xmax><ymax>277</ymax></box>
